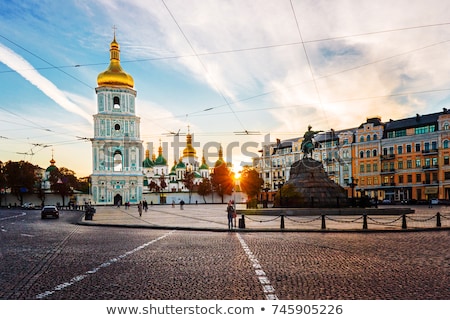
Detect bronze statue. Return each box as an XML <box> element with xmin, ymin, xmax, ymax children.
<box><xmin>301</xmin><ymin>125</ymin><xmax>321</xmax><ymax>157</ymax></box>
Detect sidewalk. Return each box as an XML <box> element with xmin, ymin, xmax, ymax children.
<box><xmin>78</xmin><ymin>203</ymin><xmax>450</xmax><ymax>232</ymax></box>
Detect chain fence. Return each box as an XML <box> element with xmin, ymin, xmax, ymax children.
<box><xmin>238</xmin><ymin>211</ymin><xmax>450</xmax><ymax>231</ymax></box>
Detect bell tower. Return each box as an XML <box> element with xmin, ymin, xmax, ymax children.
<box><xmin>91</xmin><ymin>33</ymin><xmax>143</xmax><ymax>205</ymax></box>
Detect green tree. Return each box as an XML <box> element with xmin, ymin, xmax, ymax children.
<box><xmin>197</xmin><ymin>177</ymin><xmax>212</xmax><ymax>203</ymax></box>
<box><xmin>210</xmin><ymin>164</ymin><xmax>233</xmax><ymax>203</ymax></box>
<box><xmin>49</xmin><ymin>167</ymin><xmax>78</xmax><ymax>206</ymax></box>
<box><xmin>239</xmin><ymin>167</ymin><xmax>263</xmax><ymax>200</ymax></box>
<box><xmin>183</xmin><ymin>171</ymin><xmax>195</xmax><ymax>204</ymax></box>
<box><xmin>4</xmin><ymin>161</ymin><xmax>38</xmax><ymax>204</ymax></box>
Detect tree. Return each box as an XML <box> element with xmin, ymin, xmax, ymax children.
<box><xmin>197</xmin><ymin>177</ymin><xmax>212</xmax><ymax>203</ymax></box>
<box><xmin>240</xmin><ymin>167</ymin><xmax>264</xmax><ymax>200</ymax></box>
<box><xmin>183</xmin><ymin>171</ymin><xmax>195</xmax><ymax>204</ymax></box>
<box><xmin>48</xmin><ymin>167</ymin><xmax>78</xmax><ymax>206</ymax></box>
<box><xmin>4</xmin><ymin>161</ymin><xmax>38</xmax><ymax>204</ymax></box>
<box><xmin>210</xmin><ymin>164</ymin><xmax>234</xmax><ymax>203</ymax></box>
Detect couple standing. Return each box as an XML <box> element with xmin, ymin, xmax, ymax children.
<box><xmin>226</xmin><ymin>201</ymin><xmax>236</xmax><ymax>230</ymax></box>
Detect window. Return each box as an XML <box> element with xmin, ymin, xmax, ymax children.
<box><xmin>360</xmin><ymin>164</ymin><xmax>365</xmax><ymax>173</ymax></box>
<box><xmin>366</xmin><ymin>135</ymin><xmax>371</xmax><ymax>141</ymax></box>
<box><xmin>407</xmin><ymin>160</ymin><xmax>412</xmax><ymax>168</ymax></box>
<box><xmin>366</xmin><ymin>150</ymin><xmax>371</xmax><ymax>158</ymax></box>
<box><xmin>444</xmin><ymin>156</ymin><xmax>449</xmax><ymax>165</ymax></box>
<box><xmin>415</xmin><ymin>143</ymin><xmax>421</xmax><ymax>152</ymax></box>
<box><xmin>445</xmin><ymin>171</ymin><xmax>450</xmax><ymax>180</ymax></box>
<box><xmin>113</xmin><ymin>150</ymin><xmax>123</xmax><ymax>172</ymax></box>
<box><xmin>406</xmin><ymin>144</ymin><xmax>412</xmax><ymax>153</ymax></box>
<box><xmin>398</xmin><ymin>146</ymin><xmax>403</xmax><ymax>154</ymax></box>
<box><xmin>114</xmin><ymin>123</ymin><xmax>121</xmax><ymax>131</ymax></box>
<box><xmin>372</xmin><ymin>149</ymin><xmax>377</xmax><ymax>157</ymax></box>
<box><xmin>444</xmin><ymin>140</ymin><xmax>449</xmax><ymax>149</ymax></box>
<box><xmin>416</xmin><ymin>173</ymin><xmax>422</xmax><ymax>183</ymax></box>
<box><xmin>416</xmin><ymin>159</ymin><xmax>421</xmax><ymax>168</ymax></box>
<box><xmin>407</xmin><ymin>175</ymin><xmax>412</xmax><ymax>183</ymax></box>
<box><xmin>366</xmin><ymin>164</ymin><xmax>371</xmax><ymax>172</ymax></box>
<box><xmin>373</xmin><ymin>134</ymin><xmax>378</xmax><ymax>140</ymax></box>
<box><xmin>360</xmin><ymin>151</ymin><xmax>364</xmax><ymax>158</ymax></box>
<box><xmin>398</xmin><ymin>161</ymin><xmax>403</xmax><ymax>169</ymax></box>
<box><xmin>113</xmin><ymin>96</ymin><xmax>120</xmax><ymax>109</ymax></box>
<box><xmin>360</xmin><ymin>136</ymin><xmax>364</xmax><ymax>142</ymax></box>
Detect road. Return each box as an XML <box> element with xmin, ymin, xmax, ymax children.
<box><xmin>0</xmin><ymin>208</ymin><xmax>449</xmax><ymax>300</ymax></box>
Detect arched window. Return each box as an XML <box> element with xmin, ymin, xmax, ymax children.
<box><xmin>359</xmin><ymin>136</ymin><xmax>364</xmax><ymax>142</ymax></box>
<box><xmin>114</xmin><ymin>150</ymin><xmax>123</xmax><ymax>171</ymax></box>
<box><xmin>373</xmin><ymin>149</ymin><xmax>378</xmax><ymax>157</ymax></box>
<box><xmin>373</xmin><ymin>134</ymin><xmax>378</xmax><ymax>140</ymax></box>
<box><xmin>360</xmin><ymin>151</ymin><xmax>364</xmax><ymax>158</ymax></box>
<box><xmin>113</xmin><ymin>96</ymin><xmax>120</xmax><ymax>109</ymax></box>
<box><xmin>366</xmin><ymin>150</ymin><xmax>371</xmax><ymax>158</ymax></box>
<box><xmin>366</xmin><ymin>135</ymin><xmax>371</xmax><ymax>141</ymax></box>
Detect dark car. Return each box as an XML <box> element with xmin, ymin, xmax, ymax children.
<box><xmin>41</xmin><ymin>205</ymin><xmax>59</xmax><ymax>219</ymax></box>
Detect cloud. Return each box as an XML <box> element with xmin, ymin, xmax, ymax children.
<box><xmin>83</xmin><ymin>0</ymin><xmax>450</xmax><ymax>136</ymax></box>
<box><xmin>0</xmin><ymin>43</ymin><xmax>93</xmax><ymax>124</ymax></box>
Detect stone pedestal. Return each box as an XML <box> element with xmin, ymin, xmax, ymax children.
<box><xmin>279</xmin><ymin>158</ymin><xmax>348</xmax><ymax>208</ymax></box>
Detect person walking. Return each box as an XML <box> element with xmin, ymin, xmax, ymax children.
<box><xmin>227</xmin><ymin>201</ymin><xmax>235</xmax><ymax>230</ymax></box>
<box><xmin>138</xmin><ymin>201</ymin><xmax>143</xmax><ymax>217</ymax></box>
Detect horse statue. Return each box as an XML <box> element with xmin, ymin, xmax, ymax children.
<box><xmin>301</xmin><ymin>125</ymin><xmax>322</xmax><ymax>157</ymax></box>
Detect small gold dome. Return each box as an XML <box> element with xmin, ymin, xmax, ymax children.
<box><xmin>97</xmin><ymin>36</ymin><xmax>134</xmax><ymax>88</ymax></box>
<box><xmin>183</xmin><ymin>133</ymin><xmax>197</xmax><ymax>158</ymax></box>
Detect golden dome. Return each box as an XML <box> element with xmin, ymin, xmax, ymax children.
<box><xmin>183</xmin><ymin>133</ymin><xmax>197</xmax><ymax>158</ymax></box>
<box><xmin>97</xmin><ymin>35</ymin><xmax>134</xmax><ymax>88</ymax></box>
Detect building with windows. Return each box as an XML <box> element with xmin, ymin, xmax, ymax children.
<box><xmin>254</xmin><ymin>108</ymin><xmax>450</xmax><ymax>204</ymax></box>
<box><xmin>90</xmin><ymin>34</ymin><xmax>143</xmax><ymax>205</ymax></box>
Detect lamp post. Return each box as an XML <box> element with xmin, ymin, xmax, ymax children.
<box><xmin>262</xmin><ymin>183</ymin><xmax>270</xmax><ymax>208</ymax></box>
<box><xmin>348</xmin><ymin>176</ymin><xmax>358</xmax><ymax>207</ymax></box>
<box><xmin>278</xmin><ymin>181</ymin><xmax>284</xmax><ymax>207</ymax></box>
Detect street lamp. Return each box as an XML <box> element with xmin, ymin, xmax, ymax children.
<box><xmin>262</xmin><ymin>183</ymin><xmax>270</xmax><ymax>208</ymax></box>
<box><xmin>348</xmin><ymin>176</ymin><xmax>358</xmax><ymax>207</ymax></box>
<box><xmin>278</xmin><ymin>181</ymin><xmax>284</xmax><ymax>207</ymax></box>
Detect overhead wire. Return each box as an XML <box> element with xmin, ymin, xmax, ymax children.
<box><xmin>161</xmin><ymin>0</ymin><xmax>251</xmax><ymax>134</ymax></box>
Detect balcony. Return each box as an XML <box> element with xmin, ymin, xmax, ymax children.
<box><xmin>422</xmin><ymin>180</ymin><xmax>439</xmax><ymax>185</ymax></box>
<box><xmin>422</xmin><ymin>165</ymin><xmax>439</xmax><ymax>171</ymax></box>
<box><xmin>422</xmin><ymin>148</ymin><xmax>438</xmax><ymax>155</ymax></box>
<box><xmin>380</xmin><ymin>169</ymin><xmax>396</xmax><ymax>174</ymax></box>
<box><xmin>381</xmin><ymin>154</ymin><xmax>395</xmax><ymax>160</ymax></box>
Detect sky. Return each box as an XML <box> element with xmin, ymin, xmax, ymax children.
<box><xmin>1</xmin><ymin>0</ymin><xmax>450</xmax><ymax>177</ymax></box>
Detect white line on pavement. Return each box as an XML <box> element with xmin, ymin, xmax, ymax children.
<box><xmin>35</xmin><ymin>230</ymin><xmax>176</xmax><ymax>299</ymax></box>
<box><xmin>236</xmin><ymin>233</ymin><xmax>278</xmax><ymax>300</ymax></box>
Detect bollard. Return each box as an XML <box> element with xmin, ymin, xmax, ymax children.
<box><xmin>402</xmin><ymin>214</ymin><xmax>407</xmax><ymax>229</ymax></box>
<box><xmin>436</xmin><ymin>212</ymin><xmax>441</xmax><ymax>228</ymax></box>
<box><xmin>363</xmin><ymin>213</ymin><xmax>368</xmax><ymax>230</ymax></box>
<box><xmin>280</xmin><ymin>215</ymin><xmax>285</xmax><ymax>229</ymax></box>
<box><xmin>321</xmin><ymin>214</ymin><xmax>326</xmax><ymax>230</ymax></box>
<box><xmin>239</xmin><ymin>215</ymin><xmax>246</xmax><ymax>229</ymax></box>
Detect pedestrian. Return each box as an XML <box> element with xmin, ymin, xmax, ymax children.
<box><xmin>143</xmin><ymin>200</ymin><xmax>148</xmax><ymax>212</ymax></box>
<box><xmin>172</xmin><ymin>200</ymin><xmax>175</xmax><ymax>208</ymax></box>
<box><xmin>180</xmin><ymin>199</ymin><xmax>185</xmax><ymax>210</ymax></box>
<box><xmin>138</xmin><ymin>201</ymin><xmax>143</xmax><ymax>217</ymax></box>
<box><xmin>227</xmin><ymin>201</ymin><xmax>235</xmax><ymax>230</ymax></box>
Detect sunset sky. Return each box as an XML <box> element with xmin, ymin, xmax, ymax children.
<box><xmin>1</xmin><ymin>0</ymin><xmax>450</xmax><ymax>177</ymax></box>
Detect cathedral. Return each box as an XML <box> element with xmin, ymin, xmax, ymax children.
<box><xmin>90</xmin><ymin>34</ymin><xmax>143</xmax><ymax>205</ymax></box>
<box><xmin>90</xmin><ymin>34</ymin><xmax>222</xmax><ymax>205</ymax></box>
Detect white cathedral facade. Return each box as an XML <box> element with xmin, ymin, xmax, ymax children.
<box><xmin>90</xmin><ymin>35</ymin><xmax>219</xmax><ymax>205</ymax></box>
<box><xmin>90</xmin><ymin>35</ymin><xmax>144</xmax><ymax>205</ymax></box>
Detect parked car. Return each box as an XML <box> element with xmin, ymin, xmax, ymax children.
<box><xmin>22</xmin><ymin>202</ymin><xmax>35</xmax><ymax>209</ymax></box>
<box><xmin>41</xmin><ymin>205</ymin><xmax>59</xmax><ymax>219</ymax></box>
